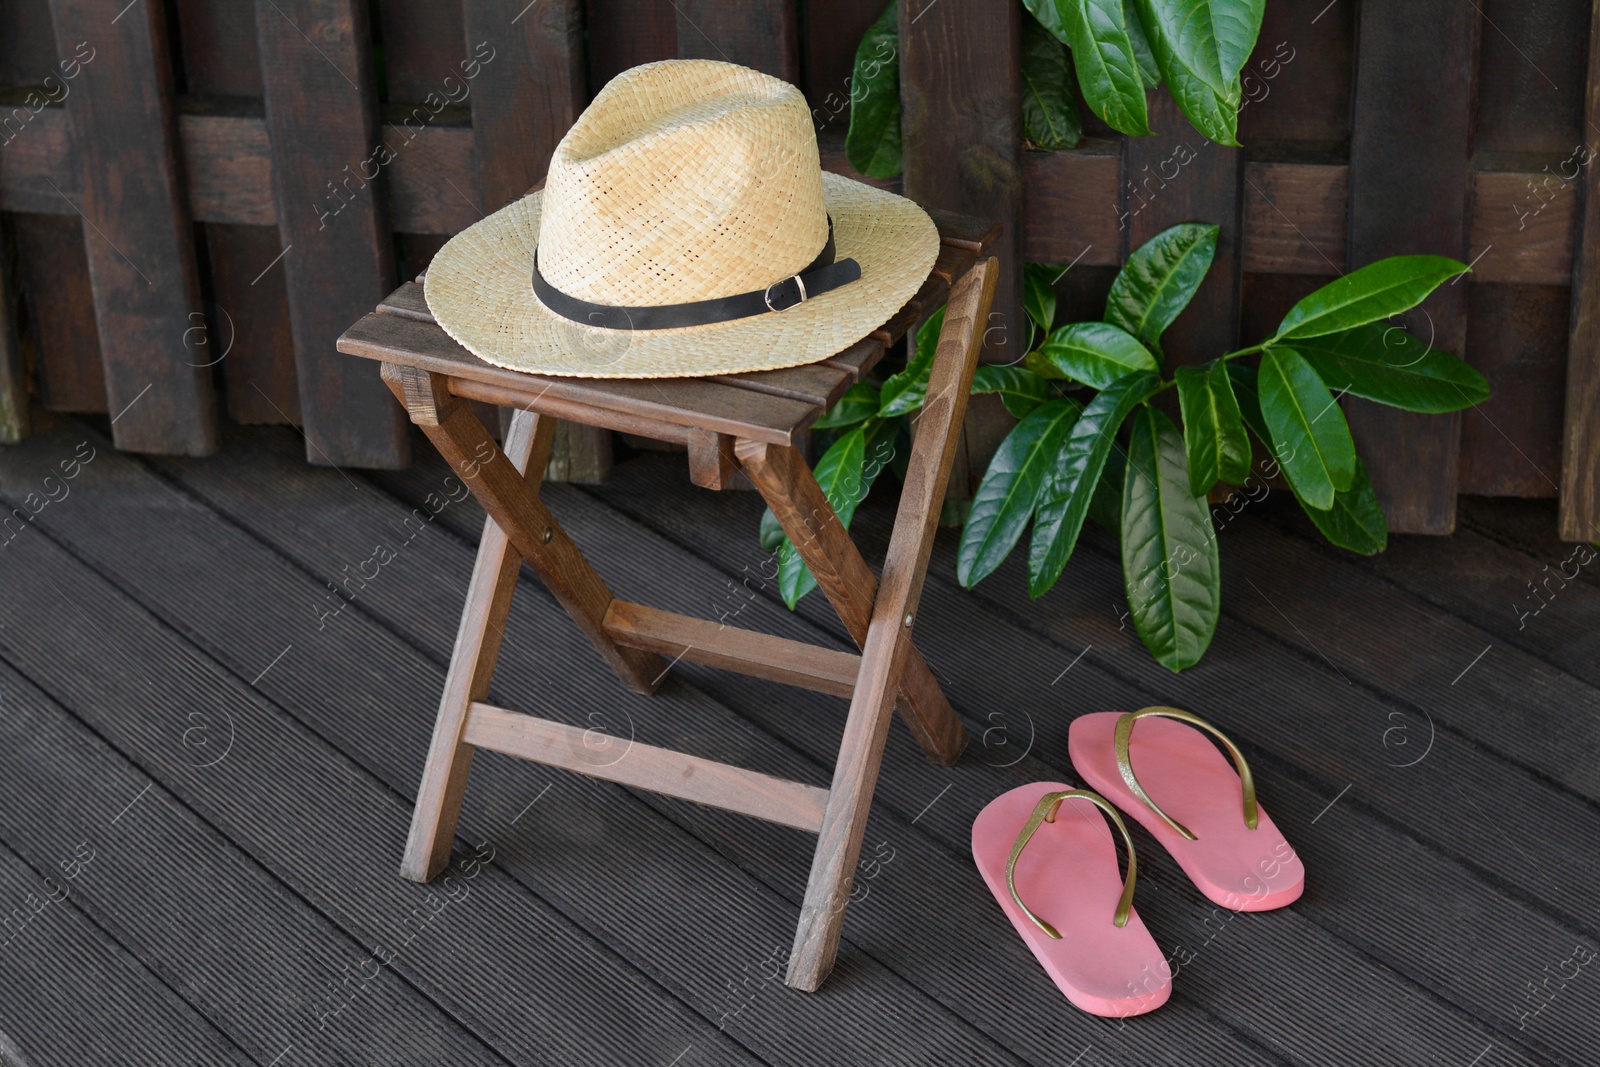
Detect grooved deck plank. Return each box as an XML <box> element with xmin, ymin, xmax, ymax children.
<box><xmin>0</xmin><ymin>837</ymin><xmax>247</xmax><ymax>1066</ymax></box>
<box><xmin>23</xmin><ymin>422</ymin><xmax>1025</xmax><ymax>1067</ymax></box>
<box><xmin>0</xmin><ymin>661</ymin><xmax>504</xmax><ymax>1065</ymax></box>
<box><xmin>574</xmin><ymin>452</ymin><xmax>1599</xmax><ymax>1065</ymax></box>
<box><xmin>0</xmin><ymin>430</ymin><xmax>754</xmax><ymax>1066</ymax></box>
<box><xmin>186</xmin><ymin>429</ymin><xmax>1269</xmax><ymax>1066</ymax></box>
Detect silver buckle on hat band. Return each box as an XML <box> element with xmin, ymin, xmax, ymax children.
<box><xmin>764</xmin><ymin>273</ymin><xmax>808</xmax><ymax>313</ymax></box>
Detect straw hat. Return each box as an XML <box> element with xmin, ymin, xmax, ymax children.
<box><xmin>423</xmin><ymin>59</ymin><xmax>939</xmax><ymax>379</ymax></box>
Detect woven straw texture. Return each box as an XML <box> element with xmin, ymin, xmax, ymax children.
<box><xmin>424</xmin><ymin>60</ymin><xmax>939</xmax><ymax>379</ymax></box>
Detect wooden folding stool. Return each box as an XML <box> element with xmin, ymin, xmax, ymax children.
<box><xmin>337</xmin><ymin>210</ymin><xmax>998</xmax><ymax>991</ymax></box>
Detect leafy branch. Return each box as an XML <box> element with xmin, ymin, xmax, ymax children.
<box><xmin>956</xmin><ymin>223</ymin><xmax>1488</xmax><ymax>670</ymax></box>
<box><xmin>846</xmin><ymin>0</ymin><xmax>1276</xmax><ymax>177</ymax></box>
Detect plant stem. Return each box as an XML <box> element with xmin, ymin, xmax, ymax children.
<box><xmin>1145</xmin><ymin>340</ymin><xmax>1273</xmax><ymax>397</ymax></box>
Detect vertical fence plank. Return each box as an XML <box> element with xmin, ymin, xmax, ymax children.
<box><xmin>804</xmin><ymin>0</ymin><xmax>883</xmax><ymax>114</ymax></box>
<box><xmin>464</xmin><ymin>0</ymin><xmax>582</xmax><ymax>213</ymax></box>
<box><xmin>464</xmin><ymin>0</ymin><xmax>606</xmax><ymax>480</ymax></box>
<box><xmin>674</xmin><ymin>0</ymin><xmax>799</xmax><ymax>81</ymax></box>
<box><xmin>0</xmin><ymin>215</ymin><xmax>27</xmax><ymax>442</ymax></box>
<box><xmin>1125</xmin><ymin>92</ymin><xmax>1242</xmax><ymax>366</ymax></box>
<box><xmin>174</xmin><ymin>0</ymin><xmax>300</xmax><ymax>426</ymax></box>
<box><xmin>1561</xmin><ymin>2</ymin><xmax>1600</xmax><ymax>540</ymax></box>
<box><xmin>48</xmin><ymin>0</ymin><xmax>218</xmax><ymax>454</ymax></box>
<box><xmin>375</xmin><ymin>0</ymin><xmax>466</xmax><ymax>101</ymax></box>
<box><xmin>901</xmin><ymin>0</ymin><xmax>1022</xmax><ymax>520</ymax></box>
<box><xmin>1345</xmin><ymin>1</ymin><xmax>1478</xmax><ymax>533</ymax></box>
<box><xmin>584</xmin><ymin>0</ymin><xmax>676</xmax><ymax>93</ymax></box>
<box><xmin>255</xmin><ymin>0</ymin><xmax>407</xmax><ymax>468</ymax></box>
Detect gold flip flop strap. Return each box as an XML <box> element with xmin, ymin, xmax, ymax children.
<box><xmin>1113</xmin><ymin>706</ymin><xmax>1258</xmax><ymax>841</ymax></box>
<box><xmin>1006</xmin><ymin>789</ymin><xmax>1138</xmax><ymax>939</ymax></box>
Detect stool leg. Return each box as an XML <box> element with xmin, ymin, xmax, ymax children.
<box><xmin>401</xmin><ymin>407</ymin><xmax>553</xmax><ymax>881</ymax></box>
<box><xmin>786</xmin><ymin>617</ymin><xmax>909</xmax><ymax>989</ymax></box>
<box><xmin>782</xmin><ymin>257</ymin><xmax>998</xmax><ymax>989</ymax></box>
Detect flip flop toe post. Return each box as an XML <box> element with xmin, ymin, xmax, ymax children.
<box><xmin>973</xmin><ymin>782</ymin><xmax>1171</xmax><ymax>1017</ymax></box>
<box><xmin>1070</xmin><ymin>708</ymin><xmax>1304</xmax><ymax>911</ymax></box>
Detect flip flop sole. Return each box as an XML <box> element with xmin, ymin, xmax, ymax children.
<box><xmin>1070</xmin><ymin>713</ymin><xmax>1304</xmax><ymax>911</ymax></box>
<box><xmin>972</xmin><ymin>782</ymin><xmax>1171</xmax><ymax>1017</ymax></box>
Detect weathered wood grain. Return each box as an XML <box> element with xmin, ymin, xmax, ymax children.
<box><xmin>50</xmin><ymin>0</ymin><xmax>218</xmax><ymax>454</ymax></box>
<box><xmin>255</xmin><ymin>0</ymin><xmax>406</xmax><ymax>467</ymax></box>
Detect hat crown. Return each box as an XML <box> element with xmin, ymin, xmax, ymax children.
<box><xmin>537</xmin><ymin>60</ymin><xmax>829</xmax><ymax>307</ymax></box>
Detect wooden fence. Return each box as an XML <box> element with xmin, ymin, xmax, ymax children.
<box><xmin>0</xmin><ymin>0</ymin><xmax>1596</xmax><ymax>538</ymax></box>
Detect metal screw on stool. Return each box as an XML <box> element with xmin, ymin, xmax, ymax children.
<box><xmin>542</xmin><ymin>528</ymin><xmax>553</xmax><ymax>544</ymax></box>
<box><xmin>904</xmin><ymin>613</ymin><xmax>914</xmax><ymax>627</ymax></box>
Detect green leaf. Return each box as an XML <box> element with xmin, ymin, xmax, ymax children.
<box><xmin>845</xmin><ymin>2</ymin><xmax>902</xmax><ymax>179</ymax></box>
<box><xmin>972</xmin><ymin>364</ymin><xmax>1053</xmax><ymax>419</ymax></box>
<box><xmin>1023</xmin><ymin>263</ymin><xmax>1061</xmax><ymax>350</ymax></box>
<box><xmin>759</xmin><ymin>507</ymin><xmax>785</xmax><ymax>552</ymax></box>
<box><xmin>1104</xmin><ymin>222</ymin><xmax>1218</xmax><ymax>357</ymax></box>
<box><xmin>778</xmin><ymin>426</ymin><xmax>868</xmax><ymax>607</ymax></box>
<box><xmin>1225</xmin><ymin>361</ymin><xmax>1267</xmax><ymax>442</ymax></box>
<box><xmin>1028</xmin><ymin>0</ymin><xmax>1152</xmax><ymax>137</ymax></box>
<box><xmin>880</xmin><ymin>306</ymin><xmax>945</xmax><ymax>417</ymax></box>
<box><xmin>957</xmin><ymin>398</ymin><xmax>1083</xmax><ymax>588</ymax></box>
<box><xmin>1025</xmin><ymin>346</ymin><xmax>1070</xmax><ymax>380</ymax></box>
<box><xmin>1292</xmin><ymin>324</ymin><xmax>1490</xmax><ymax>414</ymax></box>
<box><xmin>1027</xmin><ymin>371</ymin><xmax>1157</xmax><ymax>596</ymax></box>
<box><xmin>1300</xmin><ymin>457</ymin><xmax>1387</xmax><ymax>555</ymax></box>
<box><xmin>1088</xmin><ymin>447</ymin><xmax>1126</xmax><ymax>535</ymax></box>
<box><xmin>1275</xmin><ymin>256</ymin><xmax>1471</xmax><ymax>340</ymax></box>
<box><xmin>1131</xmin><ymin>0</ymin><xmax>1264</xmax><ymax>97</ymax></box>
<box><xmin>813</xmin><ymin>381</ymin><xmax>882</xmax><ymax>428</ymax></box>
<box><xmin>1123</xmin><ymin>0</ymin><xmax>1161</xmax><ymax>86</ymax></box>
<box><xmin>1121</xmin><ymin>406</ymin><xmax>1221</xmax><ymax>671</ymax></box>
<box><xmin>1137</xmin><ymin>14</ymin><xmax>1240</xmax><ymax>146</ymax></box>
<box><xmin>1258</xmin><ymin>347</ymin><xmax>1357</xmax><ymax>509</ymax></box>
<box><xmin>1038</xmin><ymin>322</ymin><xmax>1159</xmax><ymax>390</ymax></box>
<box><xmin>1175</xmin><ymin>361</ymin><xmax>1250</xmax><ymax>496</ymax></box>
<box><xmin>1164</xmin><ymin>60</ymin><xmax>1240</xmax><ymax>146</ymax></box>
<box><xmin>1021</xmin><ymin>13</ymin><xmax>1083</xmax><ymax>151</ymax></box>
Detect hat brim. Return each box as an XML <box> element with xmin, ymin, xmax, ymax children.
<box><xmin>423</xmin><ymin>172</ymin><xmax>939</xmax><ymax>379</ymax></box>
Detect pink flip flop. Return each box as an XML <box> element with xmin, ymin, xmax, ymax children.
<box><xmin>1070</xmin><ymin>708</ymin><xmax>1304</xmax><ymax>912</ymax></box>
<box><xmin>973</xmin><ymin>782</ymin><xmax>1172</xmax><ymax>1016</ymax></box>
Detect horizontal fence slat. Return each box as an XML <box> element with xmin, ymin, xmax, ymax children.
<box><xmin>1022</xmin><ymin>142</ymin><xmax>1122</xmax><ymax>266</ymax></box>
<box><xmin>3</xmin><ymin>120</ymin><xmax>1584</xmax><ymax>288</ymax></box>
<box><xmin>255</xmin><ymin>0</ymin><xmax>406</xmax><ymax>468</ymax></box>
<box><xmin>49</xmin><ymin>0</ymin><xmax>218</xmax><ymax>454</ymax></box>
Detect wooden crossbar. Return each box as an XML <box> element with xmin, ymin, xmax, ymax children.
<box><xmin>463</xmin><ymin>702</ymin><xmax>830</xmax><ymax>833</ymax></box>
<box><xmin>602</xmin><ymin>601</ymin><xmax>860</xmax><ymax>698</ymax></box>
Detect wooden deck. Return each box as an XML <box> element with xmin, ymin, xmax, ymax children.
<box><xmin>0</xmin><ymin>411</ymin><xmax>1595</xmax><ymax>1066</ymax></box>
